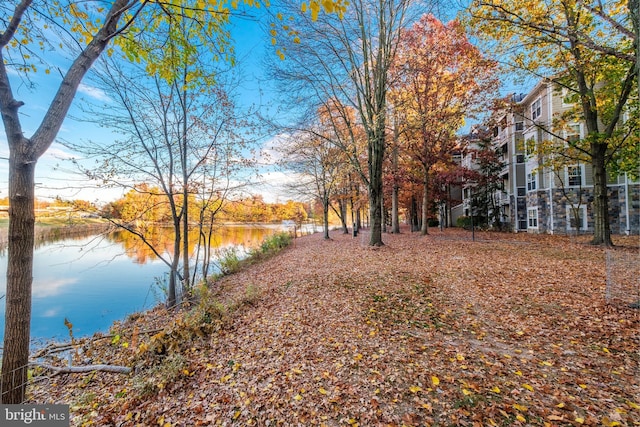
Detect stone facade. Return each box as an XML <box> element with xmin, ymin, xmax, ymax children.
<box><xmin>457</xmin><ymin>79</ymin><xmax>639</xmax><ymax>236</ymax></box>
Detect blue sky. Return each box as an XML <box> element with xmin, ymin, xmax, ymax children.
<box><xmin>0</xmin><ymin>2</ymin><xmax>531</xmax><ymax>206</ymax></box>
<box><xmin>1</xmin><ymin>8</ymin><xmax>285</xmax><ymax>205</ymax></box>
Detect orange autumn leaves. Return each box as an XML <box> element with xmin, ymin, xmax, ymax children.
<box><xmin>28</xmin><ymin>229</ymin><xmax>640</xmax><ymax>426</ymax></box>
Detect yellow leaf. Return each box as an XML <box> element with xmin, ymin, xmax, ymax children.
<box><xmin>292</xmin><ymin>368</ymin><xmax>303</xmax><ymax>374</ymax></box>
<box><xmin>579</xmin><ymin>384</ymin><xmax>587</xmax><ymax>389</ymax></box>
<box><xmin>575</xmin><ymin>416</ymin><xmax>584</xmax><ymax>424</ymax></box>
<box><xmin>462</xmin><ymin>388</ymin><xmax>472</xmax><ymax>396</ymax></box>
<box><xmin>409</xmin><ymin>385</ymin><xmax>422</xmax><ymax>393</ymax></box>
<box><xmin>353</xmin><ymin>353</ymin><xmax>363</xmax><ymax>361</ymax></box>
<box><xmin>301</xmin><ymin>2</ymin><xmax>307</xmax><ymax>12</ymax></box>
<box><xmin>556</xmin><ymin>402</ymin><xmax>565</xmax><ymax>408</ymax></box>
<box><xmin>603</xmin><ymin>347</ymin><xmax>610</xmax><ymax>353</ymax></box>
<box><xmin>514</xmin><ymin>370</ymin><xmax>523</xmax><ymax>376</ymax></box>
<box><xmin>491</xmin><ymin>386</ymin><xmax>501</xmax><ymax>394</ymax></box>
<box><xmin>293</xmin><ymin>394</ymin><xmax>303</xmax><ymax>401</ymax></box>
<box><xmin>220</xmin><ymin>374</ymin><xmax>232</xmax><ymax>383</ymax></box>
<box><xmin>522</xmin><ymin>383</ymin><xmax>534</xmax><ymax>392</ymax></box>
<box><xmin>601</xmin><ymin>417</ymin><xmax>621</xmax><ymax>427</ymax></box>
<box><xmin>541</xmin><ymin>361</ymin><xmax>553</xmax><ymax>366</ymax></box>
<box><xmin>516</xmin><ymin>414</ymin><xmax>526</xmax><ymax>422</ymax></box>
<box><xmin>319</xmin><ymin>387</ymin><xmax>327</xmax><ymax>395</ymax></box>
<box><xmin>456</xmin><ymin>353</ymin><xmax>465</xmax><ymax>361</ymax></box>
<box><xmin>627</xmin><ymin>401</ymin><xmax>640</xmax><ymax>409</ymax></box>
<box><xmin>431</xmin><ymin>376</ymin><xmax>440</xmax><ymax>386</ymax></box>
<box><xmin>513</xmin><ymin>404</ymin><xmax>528</xmax><ymax>412</ymax></box>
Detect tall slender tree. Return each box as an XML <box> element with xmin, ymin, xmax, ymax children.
<box><xmin>267</xmin><ymin>0</ymin><xmax>416</xmax><ymax>245</ymax></box>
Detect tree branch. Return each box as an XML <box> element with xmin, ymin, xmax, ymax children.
<box><xmin>31</xmin><ymin>362</ymin><xmax>131</xmax><ymax>375</ymax></box>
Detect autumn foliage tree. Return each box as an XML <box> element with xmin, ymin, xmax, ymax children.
<box><xmin>390</xmin><ymin>14</ymin><xmax>498</xmax><ymax>235</ymax></box>
<box><xmin>467</xmin><ymin>0</ymin><xmax>638</xmax><ymax>245</ymax></box>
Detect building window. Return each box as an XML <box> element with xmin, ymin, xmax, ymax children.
<box><xmin>516</xmin><ymin>154</ymin><xmax>525</xmax><ymax>164</ymax></box>
<box><xmin>531</xmin><ymin>98</ymin><xmax>541</xmax><ymax>120</ymax></box>
<box><xmin>525</xmin><ymin>137</ymin><xmax>536</xmax><ymax>156</ymax></box>
<box><xmin>528</xmin><ymin>208</ymin><xmax>538</xmax><ymax>229</ymax></box>
<box><xmin>566</xmin><ymin>206</ymin><xmax>587</xmax><ymax>231</ymax></box>
<box><xmin>527</xmin><ymin>172</ymin><xmax>537</xmax><ymax>191</ymax></box>
<box><xmin>517</xmin><ymin>187</ymin><xmax>526</xmax><ymax>197</ymax></box>
<box><xmin>515</xmin><ymin>121</ymin><xmax>524</xmax><ymax>131</ymax></box>
<box><xmin>566</xmin><ymin>123</ymin><xmax>580</xmax><ymax>144</ymax></box>
<box><xmin>567</xmin><ymin>165</ymin><xmax>583</xmax><ymax>187</ymax></box>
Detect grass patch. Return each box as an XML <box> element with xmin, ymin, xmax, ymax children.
<box><xmin>212</xmin><ymin>232</ymin><xmax>292</xmax><ymax>280</ymax></box>
<box><xmin>132</xmin><ymin>353</ymin><xmax>188</xmax><ymax>397</ymax></box>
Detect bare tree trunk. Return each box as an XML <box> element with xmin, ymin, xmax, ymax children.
<box><xmin>391</xmin><ymin>184</ymin><xmax>400</xmax><ymax>233</ymax></box>
<box><xmin>591</xmin><ymin>142</ymin><xmax>612</xmax><ymax>245</ymax></box>
<box><xmin>338</xmin><ymin>199</ymin><xmax>349</xmax><ymax>233</ymax></box>
<box><xmin>420</xmin><ymin>168</ymin><xmax>429</xmax><ymax>235</ymax></box>
<box><xmin>169</xmin><ymin>216</ymin><xmax>181</xmax><ymax>307</ymax></box>
<box><xmin>0</xmin><ymin>0</ymin><xmax>132</xmax><ymax>403</ymax></box>
<box><xmin>391</xmin><ymin>141</ymin><xmax>400</xmax><ymax>233</ymax></box>
<box><xmin>323</xmin><ymin>198</ymin><xmax>331</xmax><ymax>239</ymax></box>
<box><xmin>369</xmin><ymin>130</ymin><xmax>385</xmax><ymax>246</ymax></box>
<box><xmin>1</xmin><ymin>153</ymin><xmax>35</xmax><ymax>404</ymax></box>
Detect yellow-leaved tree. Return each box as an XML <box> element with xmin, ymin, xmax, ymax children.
<box><xmin>466</xmin><ymin>0</ymin><xmax>638</xmax><ymax>245</ymax></box>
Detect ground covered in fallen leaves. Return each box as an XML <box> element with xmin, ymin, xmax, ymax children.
<box><xmin>30</xmin><ymin>228</ymin><xmax>639</xmax><ymax>426</ymax></box>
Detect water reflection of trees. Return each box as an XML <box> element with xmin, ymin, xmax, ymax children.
<box><xmin>106</xmin><ymin>225</ymin><xmax>275</xmax><ymax>265</ymax></box>
<box><xmin>0</xmin><ymin>224</ymin><xmax>111</xmax><ymax>255</ymax></box>
<box><xmin>0</xmin><ymin>224</ymin><xmax>276</xmax><ymax>266</ymax></box>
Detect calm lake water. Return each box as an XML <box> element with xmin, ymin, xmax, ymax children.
<box><xmin>0</xmin><ymin>225</ymin><xmax>282</xmax><ymax>345</ymax></box>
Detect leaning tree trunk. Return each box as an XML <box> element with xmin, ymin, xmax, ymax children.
<box><xmin>0</xmin><ymin>0</ymin><xmax>133</xmax><ymax>404</ymax></box>
<box><xmin>591</xmin><ymin>141</ymin><xmax>613</xmax><ymax>246</ymax></box>
<box><xmin>339</xmin><ymin>199</ymin><xmax>348</xmax><ymax>234</ymax></box>
<box><xmin>1</xmin><ymin>150</ymin><xmax>36</xmax><ymax>404</ymax></box>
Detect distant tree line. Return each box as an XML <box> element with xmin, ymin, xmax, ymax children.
<box><xmin>99</xmin><ymin>187</ymin><xmax>310</xmax><ymax>225</ymax></box>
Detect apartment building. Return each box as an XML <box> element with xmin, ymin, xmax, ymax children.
<box><xmin>456</xmin><ymin>79</ymin><xmax>639</xmax><ymax>235</ymax></box>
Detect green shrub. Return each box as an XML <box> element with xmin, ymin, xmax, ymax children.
<box><xmin>217</xmin><ymin>246</ymin><xmax>241</xmax><ymax>275</ymax></box>
<box><xmin>456</xmin><ymin>216</ymin><xmax>473</xmax><ymax>229</ymax></box>
<box><xmin>259</xmin><ymin>232</ymin><xmax>292</xmax><ymax>254</ymax></box>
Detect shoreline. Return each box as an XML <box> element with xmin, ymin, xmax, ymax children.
<box><xmin>25</xmin><ymin>228</ymin><xmax>639</xmax><ymax>425</ymax></box>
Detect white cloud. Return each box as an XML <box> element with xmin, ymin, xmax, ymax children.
<box><xmin>258</xmin><ymin>133</ymin><xmax>290</xmax><ymax>166</ymax></box>
<box><xmin>33</xmin><ymin>278</ymin><xmax>78</xmax><ymax>298</ymax></box>
<box><xmin>78</xmin><ymin>83</ymin><xmax>111</xmax><ymax>102</ymax></box>
<box><xmin>252</xmin><ymin>170</ymin><xmax>309</xmax><ymax>203</ymax></box>
<box><xmin>42</xmin><ymin>143</ymin><xmax>79</xmax><ymax>161</ymax></box>
<box><xmin>41</xmin><ymin>308</ymin><xmax>61</xmax><ymax>318</ymax></box>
